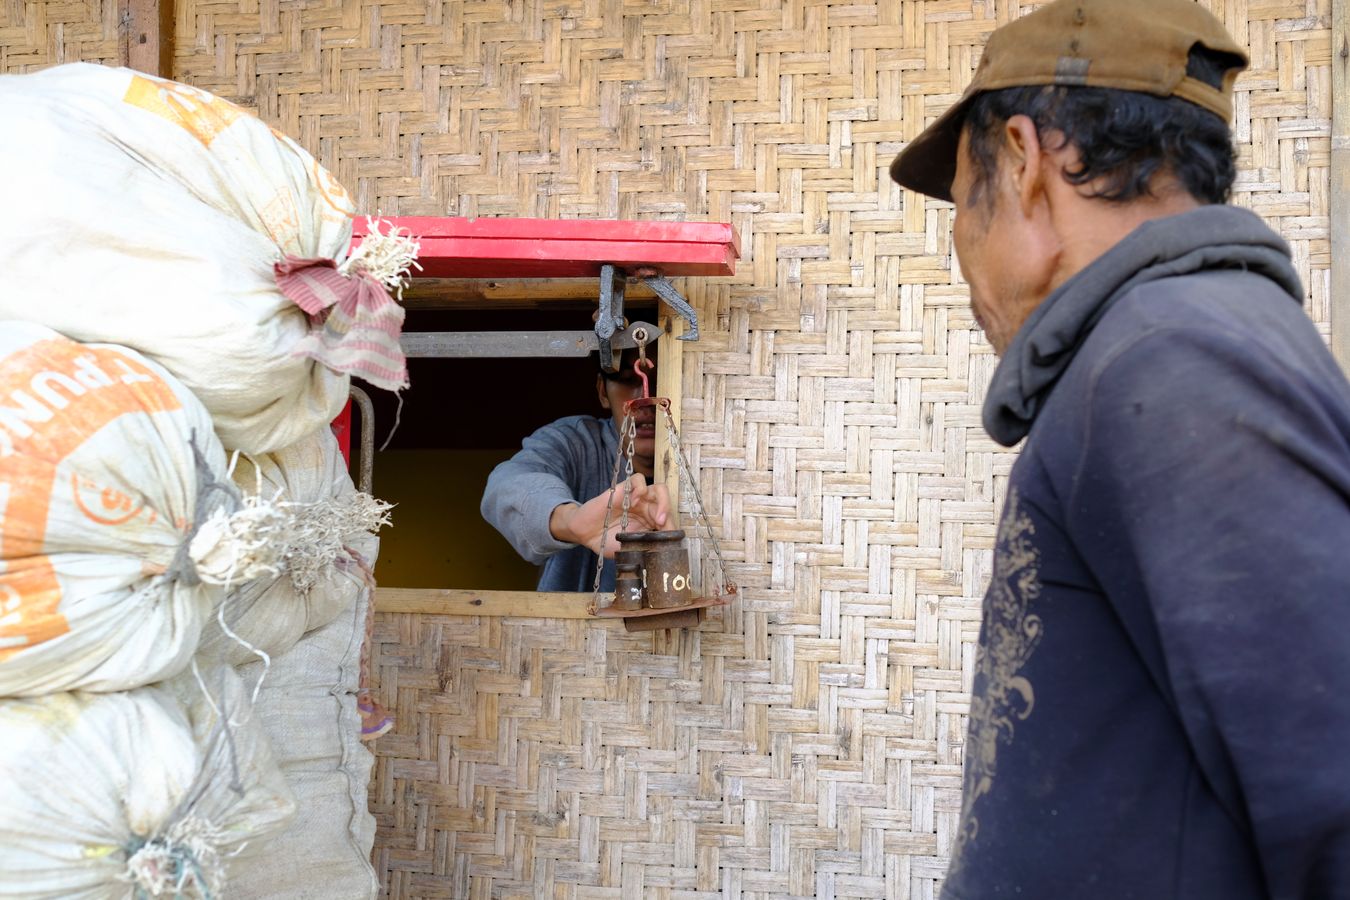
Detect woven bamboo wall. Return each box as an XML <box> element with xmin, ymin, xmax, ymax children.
<box><xmin>2</xmin><ymin>1</ymin><xmax>1334</xmax><ymax>897</ymax></box>
<box><xmin>0</xmin><ymin>0</ymin><xmax>121</xmax><ymax>69</ymax></box>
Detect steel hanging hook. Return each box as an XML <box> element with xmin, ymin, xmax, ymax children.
<box><xmin>631</xmin><ymin>326</ymin><xmax>653</xmax><ymax>399</ymax></box>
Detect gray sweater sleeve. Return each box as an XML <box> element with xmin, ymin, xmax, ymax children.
<box><xmin>480</xmin><ymin>417</ymin><xmax>611</xmax><ymax>566</ymax></box>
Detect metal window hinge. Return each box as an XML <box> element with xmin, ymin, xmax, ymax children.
<box><xmin>593</xmin><ymin>265</ymin><xmax>700</xmax><ymax>371</ymax></box>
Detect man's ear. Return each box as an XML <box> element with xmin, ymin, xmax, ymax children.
<box><xmin>596</xmin><ymin>374</ymin><xmax>612</xmax><ymax>412</ymax></box>
<box><xmin>1003</xmin><ymin>114</ymin><xmax>1046</xmax><ymax>219</ymax></box>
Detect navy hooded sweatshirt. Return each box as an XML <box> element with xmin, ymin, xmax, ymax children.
<box><xmin>941</xmin><ymin>205</ymin><xmax>1350</xmax><ymax>900</ymax></box>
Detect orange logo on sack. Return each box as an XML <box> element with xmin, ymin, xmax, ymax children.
<box><xmin>257</xmin><ymin>191</ymin><xmax>309</xmax><ymax>254</ymax></box>
<box><xmin>0</xmin><ymin>340</ymin><xmax>183</xmax><ymax>659</ymax></box>
<box><xmin>70</xmin><ymin>475</ymin><xmax>157</xmax><ymax>527</ymax></box>
<box><xmin>0</xmin><ymin>563</ymin><xmax>66</xmax><ymax>660</ymax></box>
<box><xmin>122</xmin><ymin>74</ymin><xmax>249</xmax><ymax>148</ymax></box>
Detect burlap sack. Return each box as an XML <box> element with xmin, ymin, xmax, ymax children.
<box><xmin>0</xmin><ymin>666</ymin><xmax>296</xmax><ymax>898</ymax></box>
<box><xmin>0</xmin><ymin>63</ymin><xmax>412</xmax><ymax>454</ymax></box>
<box><xmin>0</xmin><ymin>323</ymin><xmax>287</xmax><ymax>696</ymax></box>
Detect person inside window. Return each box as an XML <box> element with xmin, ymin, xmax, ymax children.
<box><xmin>481</xmin><ymin>344</ymin><xmax>669</xmax><ymax>592</ymax></box>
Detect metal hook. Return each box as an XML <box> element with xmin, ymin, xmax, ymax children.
<box><xmin>636</xmin><ymin>357</ymin><xmax>654</xmax><ymax>399</ymax></box>
<box><xmin>631</xmin><ymin>326</ymin><xmax>653</xmax><ymax>398</ymax></box>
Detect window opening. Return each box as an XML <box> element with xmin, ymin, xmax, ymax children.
<box><xmin>355</xmin><ymin>304</ymin><xmax>661</xmax><ymax>592</ymax></box>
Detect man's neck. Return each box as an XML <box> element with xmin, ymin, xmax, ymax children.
<box><xmin>1047</xmin><ymin>184</ymin><xmax>1203</xmax><ymax>297</ymax></box>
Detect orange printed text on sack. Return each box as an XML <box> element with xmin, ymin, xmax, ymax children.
<box><xmin>0</xmin><ymin>342</ymin><xmax>184</xmax><ymax>658</ymax></box>
<box><xmin>69</xmin><ymin>476</ymin><xmax>158</xmax><ymax>527</ymax></box>
<box><xmin>0</xmin><ymin>341</ymin><xmax>181</xmax><ymax>460</ymax></box>
<box><xmin>0</xmin><ymin>559</ymin><xmax>66</xmax><ymax>658</ymax></box>
<box><xmin>122</xmin><ymin>73</ymin><xmax>248</xmax><ymax>148</ymax></box>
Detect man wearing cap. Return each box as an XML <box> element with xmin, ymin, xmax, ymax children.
<box><xmin>890</xmin><ymin>0</ymin><xmax>1350</xmax><ymax>897</ymax></box>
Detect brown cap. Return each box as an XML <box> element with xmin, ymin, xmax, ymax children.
<box><xmin>889</xmin><ymin>0</ymin><xmax>1248</xmax><ymax>202</ymax></box>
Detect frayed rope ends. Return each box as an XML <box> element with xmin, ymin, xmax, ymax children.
<box><xmin>282</xmin><ymin>491</ymin><xmax>392</xmax><ymax>593</ymax></box>
<box><xmin>118</xmin><ymin>816</ymin><xmax>227</xmax><ymax>900</ymax></box>
<box><xmin>166</xmin><ymin>434</ymin><xmax>292</xmax><ymax>590</ymax></box>
<box><xmin>338</xmin><ymin>216</ymin><xmax>421</xmax><ymax>301</ymax></box>
<box><xmin>188</xmin><ymin>494</ymin><xmax>289</xmax><ymax>588</ymax></box>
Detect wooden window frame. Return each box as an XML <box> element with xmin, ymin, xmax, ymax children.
<box><xmin>349</xmin><ymin>217</ymin><xmax>736</xmax><ymax>617</ymax></box>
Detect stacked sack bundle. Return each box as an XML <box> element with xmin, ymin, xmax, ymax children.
<box><xmin>0</xmin><ymin>667</ymin><xmax>296</xmax><ymax>899</ymax></box>
<box><xmin>231</xmin><ymin>552</ymin><xmax>385</xmax><ymax>898</ymax></box>
<box><xmin>195</xmin><ymin>428</ymin><xmax>392</xmax><ymax>899</ymax></box>
<box><xmin>0</xmin><ymin>324</ymin><xmax>300</xmax><ymax>897</ymax></box>
<box><xmin>0</xmin><ymin>63</ymin><xmax>408</xmax><ymax>899</ymax></box>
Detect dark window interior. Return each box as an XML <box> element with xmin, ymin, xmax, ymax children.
<box><xmin>352</xmin><ymin>304</ymin><xmax>656</xmax><ymax>590</ymax></box>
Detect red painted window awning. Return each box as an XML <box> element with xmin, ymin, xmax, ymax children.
<box><xmin>351</xmin><ymin>217</ymin><xmax>740</xmax><ymax>279</ymax></box>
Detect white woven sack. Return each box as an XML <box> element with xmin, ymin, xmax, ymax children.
<box><xmin>233</xmin><ymin>577</ymin><xmax>379</xmax><ymax>900</ymax></box>
<box><xmin>0</xmin><ymin>322</ymin><xmax>287</xmax><ymax>697</ymax></box>
<box><xmin>0</xmin><ymin>63</ymin><xmax>360</xmax><ymax>453</ymax></box>
<box><xmin>0</xmin><ymin>666</ymin><xmax>296</xmax><ymax>899</ymax></box>
<box><xmin>198</xmin><ymin>427</ymin><xmax>387</xmax><ymax>666</ymax></box>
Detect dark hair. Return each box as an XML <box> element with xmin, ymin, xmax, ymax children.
<box><xmin>963</xmin><ymin>45</ymin><xmax>1243</xmax><ymax>207</ymax></box>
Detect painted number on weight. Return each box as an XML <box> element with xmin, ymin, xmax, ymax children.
<box><xmin>662</xmin><ymin>572</ymin><xmax>688</xmax><ymax>593</ymax></box>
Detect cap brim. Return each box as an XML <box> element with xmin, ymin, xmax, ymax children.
<box><xmin>889</xmin><ymin>97</ymin><xmax>972</xmax><ymax>203</ymax></box>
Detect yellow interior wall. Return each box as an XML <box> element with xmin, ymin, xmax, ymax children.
<box><xmin>369</xmin><ymin>448</ymin><xmax>539</xmax><ymax>591</ymax></box>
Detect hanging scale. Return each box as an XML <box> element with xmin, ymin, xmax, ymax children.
<box><xmin>589</xmin><ymin>327</ymin><xmax>737</xmax><ymax>630</ymax></box>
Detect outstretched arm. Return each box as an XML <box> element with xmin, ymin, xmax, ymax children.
<box><xmin>548</xmin><ymin>473</ymin><xmax>669</xmax><ymax>558</ymax></box>
<box><xmin>482</xmin><ymin>422</ymin><xmax>669</xmax><ymax>564</ymax></box>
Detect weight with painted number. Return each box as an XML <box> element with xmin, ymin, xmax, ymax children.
<box><xmin>613</xmin><ymin>557</ymin><xmax>646</xmax><ymax>611</ymax></box>
<box><xmin>616</xmin><ymin>530</ymin><xmax>690</xmax><ymax>609</ymax></box>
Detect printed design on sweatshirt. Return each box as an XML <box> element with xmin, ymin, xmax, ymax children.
<box><xmin>957</xmin><ymin>487</ymin><xmax>1044</xmax><ymax>850</ymax></box>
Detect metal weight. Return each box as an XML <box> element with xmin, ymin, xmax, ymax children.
<box><xmin>613</xmin><ymin>552</ymin><xmax>646</xmax><ymax>611</ymax></box>
<box><xmin>617</xmin><ymin>530</ymin><xmax>691</xmax><ymax>609</ymax></box>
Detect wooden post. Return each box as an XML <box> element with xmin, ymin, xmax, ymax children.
<box><xmin>1333</xmin><ymin>0</ymin><xmax>1350</xmax><ymax>369</ymax></box>
<box><xmin>652</xmin><ymin>310</ymin><xmax>690</xmax><ymax>640</ymax></box>
<box><xmin>119</xmin><ymin>0</ymin><xmax>173</xmax><ymax>77</ymax></box>
<box><xmin>655</xmin><ymin>311</ymin><xmax>685</xmax><ymax>528</ymax></box>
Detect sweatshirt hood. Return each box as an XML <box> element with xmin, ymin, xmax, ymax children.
<box><xmin>983</xmin><ymin>204</ymin><xmax>1304</xmax><ymax>447</ymax></box>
